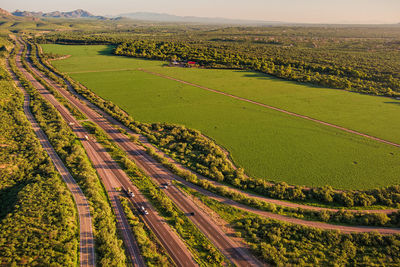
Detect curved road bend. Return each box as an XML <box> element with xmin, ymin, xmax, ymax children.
<box><xmin>32</xmin><ymin>45</ymin><xmax>400</xmax><ymax>217</ymax></box>
<box><xmin>17</xmin><ymin>40</ymin><xmax>196</xmax><ymax>267</ymax></box>
<box><xmin>29</xmin><ymin>43</ymin><xmax>266</xmax><ymax>267</ymax></box>
<box><xmin>6</xmin><ymin>57</ymin><xmax>95</xmax><ymax>266</ymax></box>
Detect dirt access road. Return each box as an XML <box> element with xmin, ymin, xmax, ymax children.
<box><xmin>140</xmin><ymin>69</ymin><xmax>400</xmax><ymax>149</ymax></box>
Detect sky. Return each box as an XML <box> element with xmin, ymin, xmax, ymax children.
<box><xmin>3</xmin><ymin>0</ymin><xmax>400</xmax><ymax>24</ymax></box>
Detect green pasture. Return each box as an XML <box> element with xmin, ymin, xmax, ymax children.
<box><xmin>41</xmin><ymin>44</ymin><xmax>400</xmax><ymax>189</ymax></box>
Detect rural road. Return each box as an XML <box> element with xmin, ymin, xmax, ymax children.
<box><xmin>18</xmin><ymin>39</ymin><xmax>198</xmax><ymax>267</ymax></box>
<box><xmin>6</xmin><ymin>56</ymin><xmax>95</xmax><ymax>266</ymax></box>
<box><xmin>140</xmin><ymin>69</ymin><xmax>400</xmax><ymax>149</ymax></box>
<box><xmin>29</xmin><ymin>41</ymin><xmax>263</xmax><ymax>267</ymax></box>
<box><xmin>31</xmin><ymin>42</ymin><xmax>400</xmax><ymax>235</ymax></box>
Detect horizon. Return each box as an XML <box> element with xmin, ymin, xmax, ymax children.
<box><xmin>2</xmin><ymin>0</ymin><xmax>400</xmax><ymax>24</ymax></box>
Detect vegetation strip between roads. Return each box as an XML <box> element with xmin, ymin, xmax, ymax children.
<box><xmin>7</xmin><ymin>53</ymin><xmax>95</xmax><ymax>267</ymax></box>
<box><xmin>139</xmin><ymin>68</ymin><xmax>400</xmax><ymax>148</ymax></box>
<box><xmin>14</xmin><ymin>40</ymin><xmax>147</xmax><ymax>267</ymax></box>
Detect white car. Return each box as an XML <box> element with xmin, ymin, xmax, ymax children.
<box><xmin>140</xmin><ymin>206</ymin><xmax>149</xmax><ymax>215</ymax></box>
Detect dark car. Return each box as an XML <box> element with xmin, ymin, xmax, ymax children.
<box><xmin>123</xmin><ymin>188</ymin><xmax>135</xmax><ymax>198</ymax></box>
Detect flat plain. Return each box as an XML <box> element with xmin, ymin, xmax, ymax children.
<box><xmin>41</xmin><ymin>44</ymin><xmax>400</xmax><ymax>190</ymax></box>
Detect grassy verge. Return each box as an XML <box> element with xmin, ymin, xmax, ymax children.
<box><xmin>23</xmin><ymin>39</ymin><xmax>86</xmax><ymax>120</ymax></box>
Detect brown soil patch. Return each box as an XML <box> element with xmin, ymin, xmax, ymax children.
<box><xmin>49</xmin><ymin>55</ymin><xmax>71</xmax><ymax>61</ymax></box>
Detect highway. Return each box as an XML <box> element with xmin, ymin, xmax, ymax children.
<box><xmin>15</xmin><ymin>40</ymin><xmax>198</xmax><ymax>267</ymax></box>
<box><xmin>27</xmin><ymin>41</ymin><xmax>263</xmax><ymax>267</ymax></box>
<box><xmin>28</xmin><ymin>34</ymin><xmax>400</xmax><ymax>262</ymax></box>
<box><xmin>6</xmin><ymin>55</ymin><xmax>95</xmax><ymax>266</ymax></box>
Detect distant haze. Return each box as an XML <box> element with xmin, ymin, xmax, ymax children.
<box><xmin>2</xmin><ymin>0</ymin><xmax>400</xmax><ymax>24</ymax></box>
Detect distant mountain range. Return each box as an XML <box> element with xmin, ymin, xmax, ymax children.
<box><xmin>0</xmin><ymin>8</ymin><xmax>12</xmax><ymax>18</ymax></box>
<box><xmin>11</xmin><ymin>9</ymin><xmax>105</xmax><ymax>19</ymax></box>
<box><xmin>118</xmin><ymin>12</ymin><xmax>281</xmax><ymax>25</ymax></box>
<box><xmin>2</xmin><ymin>8</ymin><xmax>281</xmax><ymax>24</ymax></box>
<box><xmin>3</xmin><ymin>8</ymin><xmax>399</xmax><ymax>25</ymax></box>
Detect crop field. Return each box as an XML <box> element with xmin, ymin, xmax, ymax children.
<box><xmin>41</xmin><ymin>44</ymin><xmax>400</xmax><ymax>190</ymax></box>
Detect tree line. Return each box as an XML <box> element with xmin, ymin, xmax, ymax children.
<box><xmin>36</xmin><ymin>26</ymin><xmax>400</xmax><ymax>97</ymax></box>
<box><xmin>146</xmin><ymin>146</ymin><xmax>400</xmax><ymax>228</ymax></box>
<box><xmin>114</xmin><ymin>40</ymin><xmax>400</xmax><ymax>97</ymax></box>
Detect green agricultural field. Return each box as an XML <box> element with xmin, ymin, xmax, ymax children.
<box><xmin>41</xmin><ymin>44</ymin><xmax>400</xmax><ymax>190</ymax></box>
